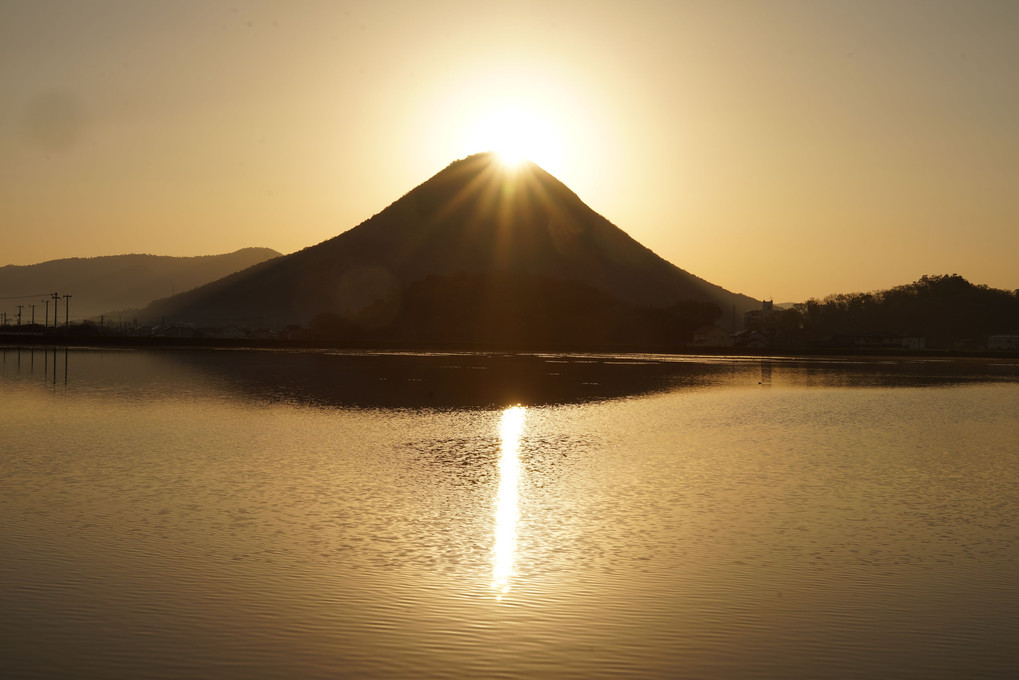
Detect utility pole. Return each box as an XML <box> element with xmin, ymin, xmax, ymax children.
<box><xmin>42</xmin><ymin>299</ymin><xmax>50</xmax><ymax>328</ymax></box>
<box><xmin>51</xmin><ymin>293</ymin><xmax>60</xmax><ymax>330</ymax></box>
<box><xmin>63</xmin><ymin>294</ymin><xmax>71</xmax><ymax>328</ymax></box>
<box><xmin>16</xmin><ymin>305</ymin><xmax>23</xmax><ymax>328</ymax></box>
<box><xmin>30</xmin><ymin>304</ymin><xmax>36</xmax><ymax>325</ymax></box>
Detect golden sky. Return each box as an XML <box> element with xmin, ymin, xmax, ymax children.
<box><xmin>2</xmin><ymin>0</ymin><xmax>1017</xmax><ymax>302</ymax></box>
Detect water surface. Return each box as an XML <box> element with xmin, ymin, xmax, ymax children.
<box><xmin>2</xmin><ymin>348</ymin><xmax>1018</xmax><ymax>678</ymax></box>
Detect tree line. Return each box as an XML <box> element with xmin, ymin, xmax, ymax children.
<box><xmin>768</xmin><ymin>275</ymin><xmax>1019</xmax><ymax>348</ymax></box>
<box><xmin>309</xmin><ymin>271</ymin><xmax>721</xmax><ymax>350</ymax></box>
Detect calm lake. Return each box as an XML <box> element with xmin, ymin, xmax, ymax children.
<box><xmin>2</xmin><ymin>348</ymin><xmax>1018</xmax><ymax>679</ymax></box>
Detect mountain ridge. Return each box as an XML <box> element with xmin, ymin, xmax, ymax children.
<box><xmin>0</xmin><ymin>248</ymin><xmax>282</xmax><ymax>320</ymax></box>
<box><xmin>143</xmin><ymin>154</ymin><xmax>758</xmax><ymax>339</ymax></box>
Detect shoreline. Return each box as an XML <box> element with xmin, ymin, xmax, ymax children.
<box><xmin>2</xmin><ymin>334</ymin><xmax>1017</xmax><ymax>361</ymax></box>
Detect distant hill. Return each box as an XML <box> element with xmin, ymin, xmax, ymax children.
<box><xmin>0</xmin><ymin>248</ymin><xmax>281</xmax><ymax>320</ymax></box>
<box><xmin>143</xmin><ymin>153</ymin><xmax>758</xmax><ymax>345</ymax></box>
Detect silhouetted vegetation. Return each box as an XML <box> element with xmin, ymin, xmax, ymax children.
<box><xmin>770</xmin><ymin>275</ymin><xmax>1019</xmax><ymax>349</ymax></box>
<box><xmin>308</xmin><ymin>271</ymin><xmax>721</xmax><ymax>349</ymax></box>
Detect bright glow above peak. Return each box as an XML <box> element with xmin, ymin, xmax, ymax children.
<box><xmin>467</xmin><ymin>108</ymin><xmax>561</xmax><ymax>171</ymax></box>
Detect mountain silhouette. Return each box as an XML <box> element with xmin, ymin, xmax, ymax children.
<box><xmin>143</xmin><ymin>153</ymin><xmax>758</xmax><ymax>346</ymax></box>
<box><xmin>0</xmin><ymin>248</ymin><xmax>281</xmax><ymax>321</ymax></box>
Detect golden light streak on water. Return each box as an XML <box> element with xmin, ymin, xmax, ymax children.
<box><xmin>492</xmin><ymin>405</ymin><xmax>525</xmax><ymax>598</ymax></box>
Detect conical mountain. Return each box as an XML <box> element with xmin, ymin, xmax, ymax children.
<box><xmin>145</xmin><ymin>153</ymin><xmax>757</xmax><ymax>344</ymax></box>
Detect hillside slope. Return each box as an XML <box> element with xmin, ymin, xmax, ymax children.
<box><xmin>0</xmin><ymin>248</ymin><xmax>281</xmax><ymax>320</ymax></box>
<box><xmin>145</xmin><ymin>154</ymin><xmax>757</xmax><ymax>337</ymax></box>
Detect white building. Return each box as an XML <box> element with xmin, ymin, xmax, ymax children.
<box><xmin>692</xmin><ymin>323</ymin><xmax>735</xmax><ymax>348</ymax></box>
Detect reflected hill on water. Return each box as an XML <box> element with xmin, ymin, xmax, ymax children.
<box><xmin>3</xmin><ymin>347</ymin><xmax>1018</xmax><ymax>409</ymax></box>
<box><xmin>159</xmin><ymin>350</ymin><xmax>732</xmax><ymax>409</ymax></box>
<box><xmin>1</xmin><ymin>347</ymin><xmax>724</xmax><ymax>408</ymax></box>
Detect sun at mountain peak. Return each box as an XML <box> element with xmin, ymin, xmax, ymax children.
<box><xmin>468</xmin><ymin>108</ymin><xmax>560</xmax><ymax>171</ymax></box>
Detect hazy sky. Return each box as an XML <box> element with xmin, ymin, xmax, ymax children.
<box><xmin>3</xmin><ymin>0</ymin><xmax>1017</xmax><ymax>302</ymax></box>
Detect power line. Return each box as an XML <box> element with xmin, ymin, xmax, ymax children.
<box><xmin>0</xmin><ymin>293</ymin><xmax>55</xmax><ymax>300</ymax></box>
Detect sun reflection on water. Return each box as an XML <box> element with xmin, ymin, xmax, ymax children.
<box><xmin>492</xmin><ymin>405</ymin><xmax>525</xmax><ymax>598</ymax></box>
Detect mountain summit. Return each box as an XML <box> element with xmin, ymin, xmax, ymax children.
<box><xmin>145</xmin><ymin>153</ymin><xmax>757</xmax><ymax>345</ymax></box>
